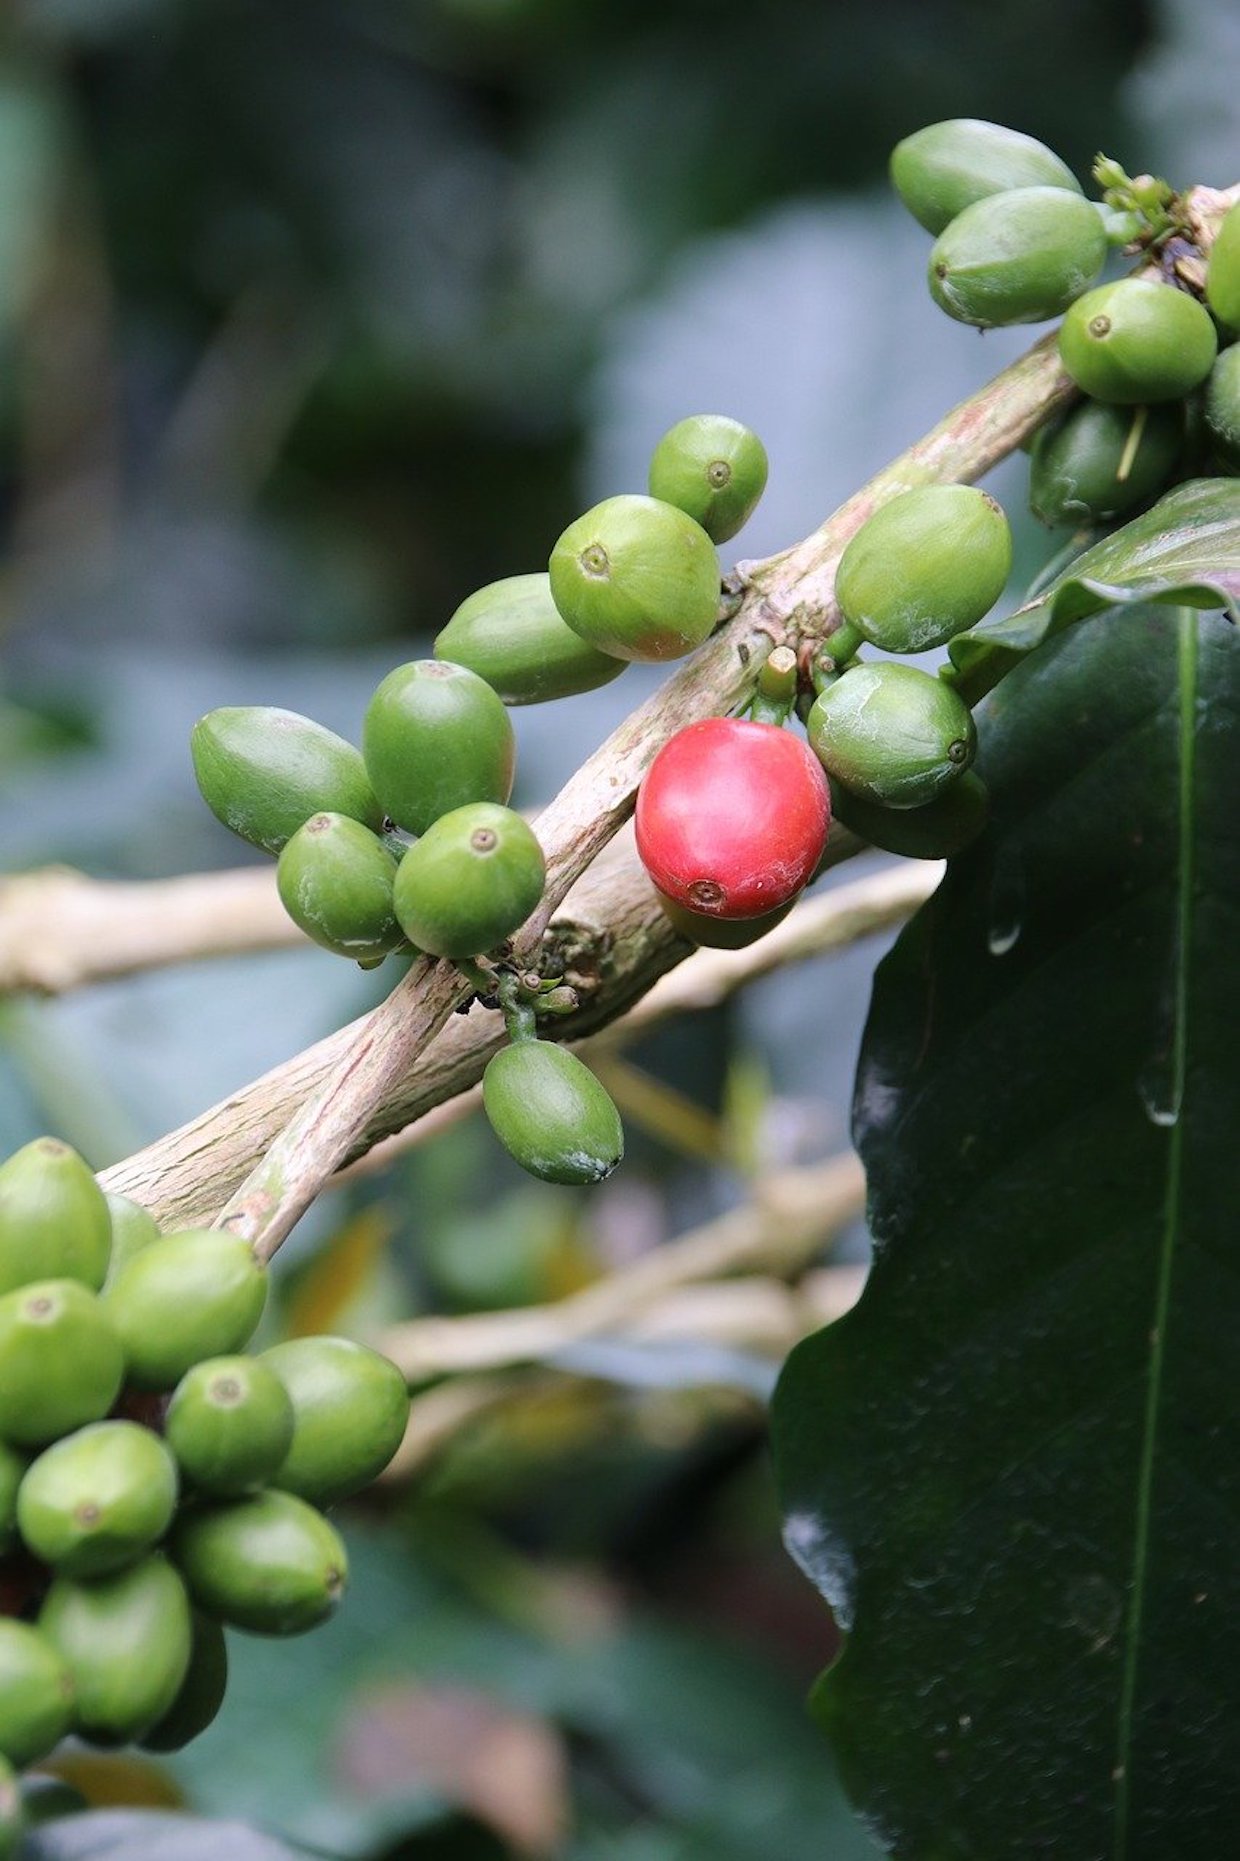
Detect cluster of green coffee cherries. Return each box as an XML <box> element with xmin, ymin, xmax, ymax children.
<box><xmin>0</xmin><ymin>1135</ymin><xmax>409</xmax><ymax>1842</ymax></box>
<box><xmin>191</xmin><ymin>415</ymin><xmax>773</xmax><ymax>1190</ymax></box>
<box><xmin>893</xmin><ymin>117</ymin><xmax>1240</xmax><ymax>524</ymax></box>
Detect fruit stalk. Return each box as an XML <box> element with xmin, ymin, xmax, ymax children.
<box><xmin>100</xmin><ymin>848</ymin><xmax>933</xmax><ymax>1227</ymax></box>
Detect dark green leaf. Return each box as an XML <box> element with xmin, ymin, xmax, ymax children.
<box><xmin>773</xmin><ymin>606</ymin><xmax>1240</xmax><ymax>1858</ymax></box>
<box><xmin>948</xmin><ymin>479</ymin><xmax>1240</xmax><ymax>702</ymax></box>
<box><xmin>25</xmin><ymin>1811</ymin><xmax>322</xmax><ymax>1860</ymax></box>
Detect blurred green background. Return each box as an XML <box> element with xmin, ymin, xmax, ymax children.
<box><xmin>0</xmin><ymin>0</ymin><xmax>1234</xmax><ymax>1853</ymax></box>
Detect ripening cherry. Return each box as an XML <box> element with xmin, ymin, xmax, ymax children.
<box><xmin>635</xmin><ymin>717</ymin><xmax>830</xmax><ymax>920</ymax></box>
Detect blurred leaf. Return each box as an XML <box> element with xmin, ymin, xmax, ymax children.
<box><xmin>0</xmin><ymin>63</ymin><xmax>68</xmax><ymax>336</ymax></box>
<box><xmin>38</xmin><ymin>1756</ymin><xmax>183</xmax><ymax>1814</ymax></box>
<box><xmin>334</xmin><ymin>1681</ymin><xmax>568</xmax><ymax>1855</ymax></box>
<box><xmin>949</xmin><ymin>478</ymin><xmax>1240</xmax><ymax>700</ymax></box>
<box><xmin>420</xmin><ymin>1187</ymin><xmax>597</xmax><ymax>1313</ymax></box>
<box><xmin>774</xmin><ymin>607</ymin><xmax>1240</xmax><ymax>1854</ymax></box>
<box><xmin>285</xmin><ymin>1205</ymin><xmax>394</xmax><ymax>1337</ymax></box>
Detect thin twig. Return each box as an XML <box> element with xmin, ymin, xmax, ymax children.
<box><xmin>383</xmin><ymin>1264</ymin><xmax>868</xmax><ymax>1481</ymax></box>
<box><xmin>337</xmin><ymin>857</ymin><xmax>938</xmax><ymax>1186</ymax></box>
<box><xmin>381</xmin><ymin>1150</ymin><xmax>864</xmax><ymax>1382</ymax></box>
<box><xmin>0</xmin><ymin>866</ymin><xmax>297</xmax><ymax>996</ymax></box>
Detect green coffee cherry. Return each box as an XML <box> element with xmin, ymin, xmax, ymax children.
<box><xmin>103</xmin><ymin>1193</ymin><xmax>161</xmax><ymax>1285</ymax></box>
<box><xmin>1093</xmin><ymin>201</ymin><xmax>1144</xmax><ymax>248</ymax></box>
<box><xmin>1205</xmin><ymin>199</ymin><xmax>1240</xmax><ymax>330</ymax></box>
<box><xmin>928</xmin><ymin>186</ymin><xmax>1106</xmax><ymax>327</ymax></box>
<box><xmin>103</xmin><ymin>1230</ymin><xmax>267</xmax><ymax>1390</ymax></box>
<box><xmin>0</xmin><ymin>1444</ymin><xmax>24</xmax><ymax>1553</ymax></box>
<box><xmin>166</xmin><ymin>1355</ymin><xmax>295</xmax><ymax>1496</ymax></box>
<box><xmin>172</xmin><ymin>1490</ymin><xmax>348</xmax><ymax>1636</ymax></box>
<box><xmin>191</xmin><ymin>708</ymin><xmax>383</xmax><ymax>856</ymax></box>
<box><xmin>0</xmin><ymin>1281</ymin><xmax>124</xmax><ymax>1447</ymax></box>
<box><xmin>276</xmin><ymin>813</ymin><xmax>405</xmax><ymax>963</ymax></box>
<box><xmin>1029</xmin><ymin>399</ymin><xmax>1183</xmax><ymax>525</ymax></box>
<box><xmin>549</xmin><ymin>495</ymin><xmax>720</xmax><ymax>663</ymax></box>
<box><xmin>835</xmin><ymin>486</ymin><xmax>1012</xmax><ymax>652</ymax></box>
<box><xmin>393</xmin><ymin>802</ymin><xmax>545</xmax><ymax>958</ymax></box>
<box><xmin>0</xmin><ymin>1621</ymin><xmax>74</xmax><ymax>1767</ymax></box>
<box><xmin>657</xmin><ymin>892</ymin><xmax>795</xmax><ymax>950</ymax></box>
<box><xmin>647</xmin><ymin>415</ymin><xmax>769</xmax><ymax>544</ymax></box>
<box><xmin>17</xmin><ymin>1422</ymin><xmax>178</xmax><ymax>1578</ymax></box>
<box><xmin>829</xmin><ymin>771</ymin><xmax>989</xmax><ymax>859</ymax></box>
<box><xmin>808</xmin><ymin>663</ymin><xmax>977</xmax><ymax>810</ymax></box>
<box><xmin>483</xmin><ymin>1041</ymin><xmax>624</xmax><ymax>1186</ymax></box>
<box><xmin>261</xmin><ymin>1336</ymin><xmax>409</xmax><ymax>1505</ymax></box>
<box><xmin>433</xmin><ymin>573</ymin><xmax>626</xmax><ymax>705</ymax></box>
<box><xmin>1058</xmin><ymin>278</ymin><xmax>1218</xmax><ymax>403</ymax></box>
<box><xmin>40</xmin><ymin>1555</ymin><xmax>192</xmax><ymax>1745</ymax></box>
<box><xmin>140</xmin><ymin>1612</ymin><xmax>228</xmax><ymax>1753</ymax></box>
<box><xmin>362</xmin><ymin>660</ymin><xmax>515</xmax><ymax>837</ymax></box>
<box><xmin>0</xmin><ymin>1756</ymin><xmax>21</xmax><ymax>1858</ymax></box>
<box><xmin>0</xmin><ymin>1138</ymin><xmax>111</xmax><ymax>1296</ymax></box>
<box><xmin>890</xmin><ymin>119</ymin><xmax>1081</xmax><ymax>235</ymax></box>
<box><xmin>1204</xmin><ymin>345</ymin><xmax>1240</xmax><ymax>467</ymax></box>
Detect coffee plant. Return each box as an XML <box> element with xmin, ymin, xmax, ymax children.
<box><xmin>2</xmin><ymin>110</ymin><xmax>1239</xmax><ymax>1859</ymax></box>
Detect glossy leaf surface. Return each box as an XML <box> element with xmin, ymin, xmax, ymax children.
<box><xmin>775</xmin><ymin>606</ymin><xmax>1240</xmax><ymax>1857</ymax></box>
<box><xmin>949</xmin><ymin>478</ymin><xmax>1240</xmax><ymax>700</ymax></box>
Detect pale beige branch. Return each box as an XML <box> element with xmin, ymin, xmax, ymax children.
<box><xmin>383</xmin><ymin>1263</ymin><xmax>867</xmax><ymax>1481</ymax></box>
<box><xmin>0</xmin><ymin>866</ymin><xmax>296</xmax><ymax>996</ymax></box>
<box><xmin>381</xmin><ymin>1150</ymin><xmax>864</xmax><ymax>1382</ymax></box>
<box><xmin>338</xmin><ymin>854</ymin><xmax>937</xmax><ymax>1185</ymax></box>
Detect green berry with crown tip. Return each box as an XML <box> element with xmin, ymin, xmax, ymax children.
<box><xmin>1204</xmin><ymin>345</ymin><xmax>1240</xmax><ymax>467</ymax></box>
<box><xmin>1206</xmin><ymin>199</ymin><xmax>1240</xmax><ymax>330</ymax></box>
<box><xmin>835</xmin><ymin>486</ymin><xmax>1012</xmax><ymax>652</ymax></box>
<box><xmin>0</xmin><ymin>1281</ymin><xmax>123</xmax><ymax>1447</ymax></box>
<box><xmin>191</xmin><ymin>708</ymin><xmax>383</xmax><ymax>856</ymax></box>
<box><xmin>103</xmin><ymin>1193</ymin><xmax>161</xmax><ymax>1286</ymax></box>
<box><xmin>0</xmin><ymin>1138</ymin><xmax>111</xmax><ymax>1296</ymax></box>
<box><xmin>433</xmin><ymin>573</ymin><xmax>626</xmax><ymax>705</ymax></box>
<box><xmin>261</xmin><ymin>1336</ymin><xmax>409</xmax><ymax>1505</ymax></box>
<box><xmin>172</xmin><ymin>1489</ymin><xmax>348</xmax><ymax>1637</ymax></box>
<box><xmin>647</xmin><ymin>415</ymin><xmax>769</xmax><ymax>544</ymax></box>
<box><xmin>276</xmin><ymin>813</ymin><xmax>405</xmax><ymax>963</ymax></box>
<box><xmin>549</xmin><ymin>495</ymin><xmax>720</xmax><ymax>663</ymax></box>
<box><xmin>140</xmin><ymin>1611</ymin><xmax>228</xmax><ymax>1753</ymax></box>
<box><xmin>1058</xmin><ymin>278</ymin><xmax>1218</xmax><ymax>403</ymax></box>
<box><xmin>393</xmin><ymin>802</ymin><xmax>545</xmax><ymax>959</ymax></box>
<box><xmin>40</xmin><ymin>1554</ymin><xmax>192</xmax><ymax>1745</ymax></box>
<box><xmin>808</xmin><ymin>663</ymin><xmax>977</xmax><ymax>810</ymax></box>
<box><xmin>103</xmin><ymin>1231</ymin><xmax>267</xmax><ymax>1391</ymax></box>
<box><xmin>0</xmin><ymin>1621</ymin><xmax>74</xmax><ymax>1767</ymax></box>
<box><xmin>0</xmin><ymin>1755</ymin><xmax>20</xmax><ymax>1857</ymax></box>
<box><xmin>17</xmin><ymin>1422</ymin><xmax>178</xmax><ymax>1578</ymax></box>
<box><xmin>829</xmin><ymin>771</ymin><xmax>990</xmax><ymax>859</ymax></box>
<box><xmin>929</xmin><ymin>186</ymin><xmax>1106</xmax><ymax>328</ymax></box>
<box><xmin>0</xmin><ymin>1444</ymin><xmax>24</xmax><ymax>1554</ymax></box>
<box><xmin>166</xmin><ymin>1355</ymin><xmax>294</xmax><ymax>1496</ymax></box>
<box><xmin>890</xmin><ymin>119</ymin><xmax>1081</xmax><ymax>235</ymax></box>
<box><xmin>362</xmin><ymin>660</ymin><xmax>515</xmax><ymax>837</ymax></box>
<box><xmin>483</xmin><ymin>1041</ymin><xmax>624</xmax><ymax>1186</ymax></box>
<box><xmin>1029</xmin><ymin>399</ymin><xmax>1184</xmax><ymax>525</ymax></box>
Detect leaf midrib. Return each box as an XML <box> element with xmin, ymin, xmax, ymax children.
<box><xmin>1111</xmin><ymin>608</ymin><xmax>1197</xmax><ymax>1857</ymax></box>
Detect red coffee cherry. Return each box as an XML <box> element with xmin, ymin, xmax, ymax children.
<box><xmin>635</xmin><ymin>718</ymin><xmax>830</xmax><ymax>920</ymax></box>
